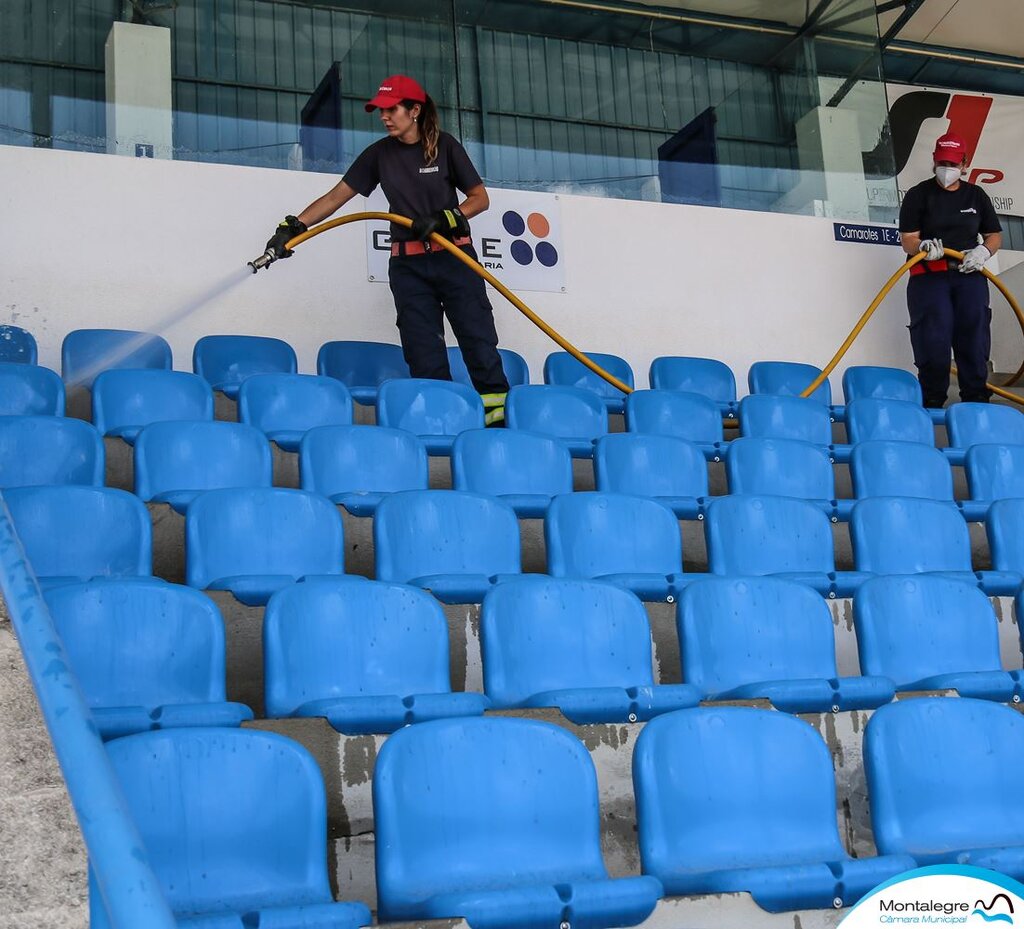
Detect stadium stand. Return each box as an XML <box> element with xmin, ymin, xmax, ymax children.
<box><xmin>543</xmin><ymin>350</ymin><xmax>634</xmax><ymax>413</ymax></box>
<box><xmin>0</xmin><ymin>324</ymin><xmax>37</xmax><ymax>364</ymax></box>
<box><xmin>238</xmin><ymin>372</ymin><xmax>353</xmax><ymax>451</ymax></box>
<box><xmin>61</xmin><ymin>329</ymin><xmax>172</xmax><ymax>388</ymax></box>
<box><xmin>91</xmin><ymin>368</ymin><xmax>213</xmax><ymax>443</ymax></box>
<box><xmin>0</xmin><ymin>416</ymin><xmax>104</xmax><ymax>487</ymax></box>
<box><xmin>376</xmin><ymin>377</ymin><xmax>484</xmax><ymax>454</ymax></box>
<box><xmin>0</xmin><ymin>362</ymin><xmax>65</xmax><ymax>415</ymax></box>
<box><xmin>648</xmin><ymin>355</ymin><xmax>737</xmax><ymax>413</ymax></box>
<box><xmin>624</xmin><ymin>389</ymin><xmax>724</xmax><ymax>456</ymax></box>
<box><xmin>966</xmin><ymin>443</ymin><xmax>1024</xmax><ymax>503</ymax></box>
<box><xmin>748</xmin><ymin>360</ymin><xmax>831</xmax><ymax>406</ymax></box>
<box><xmin>448</xmin><ymin>345</ymin><xmax>530</xmax><ymax>389</ymax></box>
<box><xmin>192</xmin><ymin>334</ymin><xmax>298</xmax><ymax>399</ymax></box>
<box><xmin>316</xmin><ymin>340</ymin><xmax>410</xmax><ymax>405</ymax></box>
<box><xmin>505</xmin><ymin>383</ymin><xmax>608</xmax><ymax>456</ymax></box>
<box><xmin>844</xmin><ymin>397</ymin><xmax>937</xmax><ymax>445</ymax></box>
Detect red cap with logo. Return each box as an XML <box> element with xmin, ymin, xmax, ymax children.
<box><xmin>365</xmin><ymin>75</ymin><xmax>426</xmax><ymax>113</ymax></box>
<box><xmin>933</xmin><ymin>133</ymin><xmax>967</xmax><ymax>164</ymax></box>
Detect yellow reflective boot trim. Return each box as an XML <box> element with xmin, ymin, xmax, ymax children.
<box><xmin>481</xmin><ymin>392</ymin><xmax>507</xmax><ymax>408</ymax></box>
<box><xmin>484</xmin><ymin>407</ymin><xmax>505</xmax><ymax>426</ymax></box>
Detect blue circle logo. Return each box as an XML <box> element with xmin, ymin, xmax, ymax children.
<box><xmin>502</xmin><ymin>210</ymin><xmax>559</xmax><ymax>267</ymax></box>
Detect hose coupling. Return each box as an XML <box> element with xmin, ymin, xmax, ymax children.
<box><xmin>248</xmin><ymin>250</ymin><xmax>276</xmax><ymax>273</ymax></box>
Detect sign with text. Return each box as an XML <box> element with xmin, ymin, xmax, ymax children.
<box><xmin>365</xmin><ymin>188</ymin><xmax>566</xmax><ymax>293</ymax></box>
<box><xmin>833</xmin><ymin>222</ymin><xmax>902</xmax><ymax>246</ymax></box>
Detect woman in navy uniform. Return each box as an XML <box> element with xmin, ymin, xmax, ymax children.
<box><xmin>899</xmin><ymin>132</ymin><xmax>1002</xmax><ymax>408</ymax></box>
<box><xmin>264</xmin><ymin>74</ymin><xmax>509</xmax><ymax>425</ymax></box>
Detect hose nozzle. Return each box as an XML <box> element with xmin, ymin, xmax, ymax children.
<box><xmin>248</xmin><ymin>250</ymin><xmax>276</xmax><ymax>274</ymax></box>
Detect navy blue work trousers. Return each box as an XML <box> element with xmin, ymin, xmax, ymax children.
<box><xmin>906</xmin><ymin>270</ymin><xmax>992</xmax><ymax>407</ymax></box>
<box><xmin>388</xmin><ymin>245</ymin><xmax>509</xmax><ymax>396</ymax></box>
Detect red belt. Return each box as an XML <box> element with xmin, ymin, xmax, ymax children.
<box><xmin>910</xmin><ymin>257</ymin><xmax>960</xmax><ymax>276</ymax></box>
<box><xmin>391</xmin><ymin>236</ymin><xmax>471</xmax><ymax>257</ymax></box>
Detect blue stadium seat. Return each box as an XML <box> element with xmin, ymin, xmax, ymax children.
<box><xmin>45</xmin><ymin>578</ymin><xmax>252</xmax><ymax>739</ymax></box>
<box><xmin>706</xmin><ymin>495</ymin><xmax>866</xmax><ymax>598</ymax></box>
<box><xmin>748</xmin><ymin>360</ymin><xmax>832</xmax><ymax>406</ymax></box>
<box><xmin>92</xmin><ymin>729</ymin><xmax>371</xmax><ymax>929</ymax></box>
<box><xmin>634</xmin><ymin>706</ymin><xmax>915</xmax><ymax>911</ymax></box>
<box><xmin>0</xmin><ymin>362</ymin><xmax>65</xmax><ymax>416</ymax></box>
<box><xmin>0</xmin><ymin>324</ymin><xmax>37</xmax><ymax>364</ymax></box>
<box><xmin>448</xmin><ymin>345</ymin><xmax>530</xmax><ymax>388</ymax></box>
<box><xmin>192</xmin><ymin>334</ymin><xmax>298</xmax><ymax>400</ymax></box>
<box><xmin>852</xmin><ymin>497</ymin><xmax>1019</xmax><ymax>595</ymax></box>
<box><xmin>134</xmin><ymin>420</ymin><xmax>272</xmax><ymax>514</ymax></box>
<box><xmin>987</xmin><ymin>498</ymin><xmax>1024</xmax><ymax>589</ymax></box>
<box><xmin>238</xmin><ymin>373</ymin><xmax>353</xmax><ymax>452</ymax></box>
<box><xmin>845</xmin><ymin>397</ymin><xmax>936</xmax><ymax>445</ymax></box>
<box><xmin>376</xmin><ymin>377</ymin><xmax>483</xmax><ymax>454</ymax></box>
<box><xmin>966</xmin><ymin>444</ymin><xmax>1024</xmax><ymax>503</ymax></box>
<box><xmin>91</xmin><ymin>369</ymin><xmax>213</xmax><ymax>444</ymax></box>
<box><xmin>546</xmin><ymin>492</ymin><xmax>687</xmax><ymax>601</ymax></box>
<box><xmin>594</xmin><ymin>433</ymin><xmax>708</xmax><ymax>519</ymax></box>
<box><xmin>264</xmin><ymin>578</ymin><xmax>488</xmax><ymax>734</ymax></box>
<box><xmin>543</xmin><ymin>350</ymin><xmax>634</xmax><ymax>413</ymax></box>
<box><xmin>482</xmin><ymin>576</ymin><xmax>700</xmax><ymax>723</ymax></box>
<box><xmin>648</xmin><ymin>356</ymin><xmax>737</xmax><ymax>414</ymax></box>
<box><xmin>866</xmin><ymin>698</ymin><xmax>1024</xmax><ymax>877</ymax></box>
<box><xmin>726</xmin><ymin>437</ymin><xmax>847</xmax><ymax>521</ymax></box>
<box><xmin>300</xmin><ymin>424</ymin><xmax>428</xmax><ymax>516</ymax></box>
<box><xmin>374</xmin><ymin>490</ymin><xmax>521</xmax><ymax>603</ymax></box>
<box><xmin>678</xmin><ymin>577</ymin><xmax>893</xmax><ymax>711</ymax></box>
<box><xmin>62</xmin><ymin>328</ymin><xmax>172</xmax><ymax>388</ymax></box>
<box><xmin>855</xmin><ymin>575</ymin><xmax>1022</xmax><ymax>702</ymax></box>
<box><xmin>0</xmin><ymin>416</ymin><xmax>103</xmax><ymax>487</ymax></box>
<box><xmin>317</xmin><ymin>339</ymin><xmax>410</xmax><ymax>405</ymax></box>
<box><xmin>842</xmin><ymin>365</ymin><xmax>922</xmax><ymax>404</ymax></box>
<box><xmin>4</xmin><ymin>485</ymin><xmax>151</xmax><ymax>587</ymax></box>
<box><xmin>625</xmin><ymin>390</ymin><xmax>724</xmax><ymax>459</ymax></box>
<box><xmin>506</xmin><ymin>384</ymin><xmax>608</xmax><ymax>457</ymax></box>
<box><xmin>374</xmin><ymin>717</ymin><xmax>662</xmax><ymax>928</ymax></box>
<box><xmin>738</xmin><ymin>394</ymin><xmax>834</xmax><ymax>447</ymax></box>
<box><xmin>186</xmin><ymin>488</ymin><xmax>345</xmax><ymax>605</ymax></box>
<box><xmin>452</xmin><ymin>428</ymin><xmax>572</xmax><ymax>517</ymax></box>
<box><xmin>947</xmin><ymin>402</ymin><xmax>1024</xmax><ymax>450</ymax></box>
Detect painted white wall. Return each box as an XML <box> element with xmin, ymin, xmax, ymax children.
<box><xmin>3</xmin><ymin>144</ymin><xmax>1021</xmax><ymax>394</ymax></box>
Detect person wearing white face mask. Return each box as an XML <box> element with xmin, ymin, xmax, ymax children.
<box><xmin>898</xmin><ymin>132</ymin><xmax>1003</xmax><ymax>407</ymax></box>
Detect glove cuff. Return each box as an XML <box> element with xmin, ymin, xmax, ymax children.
<box><xmin>279</xmin><ymin>215</ymin><xmax>308</xmax><ymax>233</ymax></box>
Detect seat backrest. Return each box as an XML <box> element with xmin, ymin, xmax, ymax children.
<box><xmin>452</xmin><ymin>428</ymin><xmax>572</xmax><ymax>497</ymax></box>
<box><xmin>648</xmin><ymin>356</ymin><xmax>736</xmax><ymax>403</ymax></box>
<box><xmin>726</xmin><ymin>437</ymin><xmax>834</xmax><ymax>500</ymax></box>
<box><xmin>0</xmin><ymin>362</ymin><xmax>65</xmax><ymax>416</ymax></box>
<box><xmin>546</xmin><ymin>492</ymin><xmax>682</xmax><ymax>578</ymax></box>
<box><xmin>134</xmin><ymin>420</ymin><xmax>272</xmax><ymax>500</ymax></box>
<box><xmin>737</xmin><ymin>394</ymin><xmax>832</xmax><ymax>445</ymax></box>
<box><xmin>748</xmin><ymin>360</ymin><xmax>831</xmax><ymax>406</ymax></box>
<box><xmin>594</xmin><ymin>433</ymin><xmax>708</xmax><ymax>498</ymax></box>
<box><xmin>316</xmin><ymin>341</ymin><xmax>410</xmax><ymax>400</ymax></box>
<box><xmin>543</xmin><ymin>350</ymin><xmax>634</xmax><ymax>407</ymax></box>
<box><xmin>851</xmin><ymin>440</ymin><xmax>953</xmax><ymax>500</ymax></box>
<box><xmin>92</xmin><ymin>369</ymin><xmax>213</xmax><ymax>436</ymax></box>
<box><xmin>61</xmin><ymin>329</ymin><xmax>172</xmax><ymax>388</ymax></box>
<box><xmin>0</xmin><ymin>324</ymin><xmax>37</xmax><ymax>364</ymax></box>
<box><xmin>851</xmin><ymin>497</ymin><xmax>971</xmax><ymax>573</ymax></box>
<box><xmin>101</xmin><ymin>729</ymin><xmax>333</xmax><ymax>916</ymax></box>
<box><xmin>854</xmin><ymin>575</ymin><xmax>1002</xmax><ymax>682</ymax></box>
<box><xmin>845</xmin><ymin>398</ymin><xmax>935</xmax><ymax>445</ymax></box>
<box><xmin>186</xmin><ymin>488</ymin><xmax>344</xmax><ymax>588</ymax></box>
<box><xmin>264</xmin><ymin>579</ymin><xmax>452</xmax><ymax>717</ymax></box>
<box><xmin>4</xmin><ymin>485</ymin><xmax>151</xmax><ymax>580</ymax></box>
<box><xmin>986</xmin><ymin>497</ymin><xmax>1024</xmax><ymax>573</ymax></box>
<box><xmin>966</xmin><ymin>444</ymin><xmax>1024</xmax><ymax>501</ymax></box>
<box><xmin>947</xmin><ymin>402</ymin><xmax>1024</xmax><ymax>448</ymax></box>
<box><xmin>482</xmin><ymin>576</ymin><xmax>655</xmax><ymax>704</ymax></box>
<box><xmin>678</xmin><ymin>576</ymin><xmax>838</xmax><ymax>692</ymax></box>
<box><xmin>842</xmin><ymin>366</ymin><xmax>922</xmax><ymax>405</ymax></box>
<box><xmin>374</xmin><ymin>717</ymin><xmax>607</xmax><ymax>919</ymax></box>
<box><xmin>626</xmin><ymin>389</ymin><xmax>724</xmax><ymax>444</ymax></box>
<box><xmin>505</xmin><ymin>384</ymin><xmax>607</xmax><ymax>441</ymax></box>
<box><xmin>300</xmin><ymin>425</ymin><xmax>428</xmax><ymax>497</ymax></box>
<box><xmin>447</xmin><ymin>346</ymin><xmax>530</xmax><ymax>388</ymax></box>
<box><xmin>705</xmin><ymin>495</ymin><xmax>835</xmax><ymax>576</ymax></box>
<box><xmin>374</xmin><ymin>490</ymin><xmax>520</xmax><ymax>582</ymax></box>
<box><xmin>45</xmin><ymin>578</ymin><xmax>228</xmax><ymax>708</ymax></box>
<box><xmin>865</xmin><ymin>698</ymin><xmax>1024</xmax><ymax>857</ymax></box>
<box><xmin>634</xmin><ymin>707</ymin><xmax>845</xmax><ymax>875</ymax></box>
<box><xmin>0</xmin><ymin>416</ymin><xmax>103</xmax><ymax>487</ymax></box>
<box><xmin>238</xmin><ymin>373</ymin><xmax>353</xmax><ymax>435</ymax></box>
<box><xmin>192</xmin><ymin>334</ymin><xmax>298</xmax><ymax>393</ymax></box>
<box><xmin>376</xmin><ymin>378</ymin><xmax>484</xmax><ymax>436</ymax></box>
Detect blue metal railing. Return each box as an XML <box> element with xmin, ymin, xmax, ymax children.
<box><xmin>0</xmin><ymin>497</ymin><xmax>177</xmax><ymax>929</ymax></box>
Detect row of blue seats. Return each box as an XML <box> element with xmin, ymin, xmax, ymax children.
<box><xmin>8</xmin><ymin>485</ymin><xmax>1024</xmax><ymax>603</ymax></box>
<box><xmin>49</xmin><ymin>574</ymin><xmax>1024</xmax><ymax>741</ymax></box>
<box><xmin>96</xmin><ymin>696</ymin><xmax>1024</xmax><ymax>928</ymax></box>
<box><xmin>8</xmin><ymin>414</ymin><xmax>1024</xmax><ymax>524</ymax></box>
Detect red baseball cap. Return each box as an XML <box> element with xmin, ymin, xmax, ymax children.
<box><xmin>365</xmin><ymin>75</ymin><xmax>426</xmax><ymax>113</ymax></box>
<box><xmin>933</xmin><ymin>133</ymin><xmax>967</xmax><ymax>163</ymax></box>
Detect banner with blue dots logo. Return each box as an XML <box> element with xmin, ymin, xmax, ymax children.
<box><xmin>365</xmin><ymin>189</ymin><xmax>566</xmax><ymax>293</ymax></box>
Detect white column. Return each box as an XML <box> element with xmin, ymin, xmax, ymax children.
<box><xmin>104</xmin><ymin>21</ymin><xmax>173</xmax><ymax>159</ymax></box>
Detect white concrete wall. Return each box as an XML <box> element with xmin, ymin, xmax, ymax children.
<box><xmin>3</xmin><ymin>144</ymin><xmax>1022</xmax><ymax>390</ymax></box>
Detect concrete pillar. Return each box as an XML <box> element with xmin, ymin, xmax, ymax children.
<box><xmin>104</xmin><ymin>22</ymin><xmax>173</xmax><ymax>159</ymax></box>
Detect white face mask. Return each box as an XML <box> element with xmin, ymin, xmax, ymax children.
<box><xmin>935</xmin><ymin>166</ymin><xmax>962</xmax><ymax>188</ymax></box>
